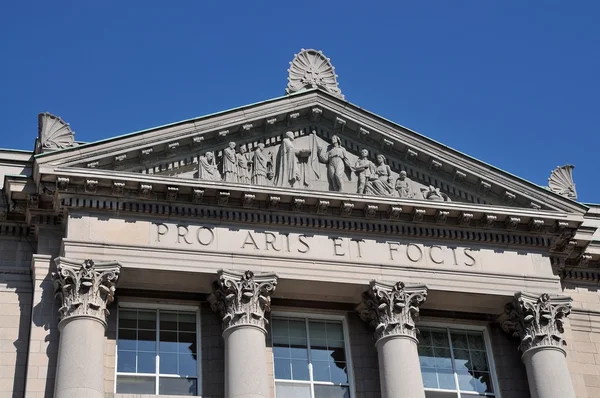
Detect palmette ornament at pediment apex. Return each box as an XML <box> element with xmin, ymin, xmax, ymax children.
<box><xmin>209</xmin><ymin>270</ymin><xmax>278</xmax><ymax>331</ymax></box>
<box><xmin>357</xmin><ymin>280</ymin><xmax>428</xmax><ymax>341</ymax></box>
<box><xmin>37</xmin><ymin>112</ymin><xmax>76</xmax><ymax>152</ymax></box>
<box><xmin>498</xmin><ymin>292</ymin><xmax>572</xmax><ymax>353</ymax></box>
<box><xmin>286</xmin><ymin>49</ymin><xmax>344</xmax><ymax>99</ymax></box>
<box><xmin>548</xmin><ymin>165</ymin><xmax>577</xmax><ymax>200</ymax></box>
<box><xmin>52</xmin><ymin>258</ymin><xmax>121</xmax><ymax>326</ymax></box>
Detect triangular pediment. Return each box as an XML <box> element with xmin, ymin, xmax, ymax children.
<box><xmin>34</xmin><ymin>89</ymin><xmax>585</xmax><ymax>214</ymax></box>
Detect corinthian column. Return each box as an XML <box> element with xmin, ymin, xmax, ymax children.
<box><xmin>209</xmin><ymin>269</ymin><xmax>278</xmax><ymax>398</ymax></box>
<box><xmin>357</xmin><ymin>280</ymin><xmax>428</xmax><ymax>398</ymax></box>
<box><xmin>52</xmin><ymin>258</ymin><xmax>121</xmax><ymax>398</ymax></box>
<box><xmin>500</xmin><ymin>292</ymin><xmax>575</xmax><ymax>398</ymax></box>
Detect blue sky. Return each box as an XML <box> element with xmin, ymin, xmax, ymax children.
<box><xmin>1</xmin><ymin>2</ymin><xmax>598</xmax><ymax>202</ymax></box>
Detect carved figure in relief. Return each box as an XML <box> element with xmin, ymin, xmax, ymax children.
<box><xmin>316</xmin><ymin>134</ymin><xmax>352</xmax><ymax>191</ymax></box>
<box><xmin>274</xmin><ymin>131</ymin><xmax>301</xmax><ymax>188</ymax></box>
<box><xmin>365</xmin><ymin>154</ymin><xmax>395</xmax><ymax>197</ymax></box>
<box><xmin>354</xmin><ymin>149</ymin><xmax>374</xmax><ymax>194</ymax></box>
<box><xmin>198</xmin><ymin>151</ymin><xmax>221</xmax><ymax>181</ymax></box>
<box><xmin>252</xmin><ymin>143</ymin><xmax>270</xmax><ymax>185</ymax></box>
<box><xmin>223</xmin><ymin>142</ymin><xmax>238</xmax><ymax>183</ymax></box>
<box><xmin>421</xmin><ymin>185</ymin><xmax>451</xmax><ymax>202</ymax></box>
<box><xmin>395</xmin><ymin>171</ymin><xmax>414</xmax><ymax>199</ymax></box>
<box><xmin>237</xmin><ymin>147</ymin><xmax>251</xmax><ymax>184</ymax></box>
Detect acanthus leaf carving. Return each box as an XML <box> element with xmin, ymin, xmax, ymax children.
<box><xmin>548</xmin><ymin>165</ymin><xmax>577</xmax><ymax>200</ymax></box>
<box><xmin>209</xmin><ymin>269</ymin><xmax>278</xmax><ymax>331</ymax></box>
<box><xmin>286</xmin><ymin>49</ymin><xmax>344</xmax><ymax>99</ymax></box>
<box><xmin>52</xmin><ymin>258</ymin><xmax>121</xmax><ymax>326</ymax></box>
<box><xmin>357</xmin><ymin>280</ymin><xmax>428</xmax><ymax>341</ymax></box>
<box><xmin>499</xmin><ymin>292</ymin><xmax>572</xmax><ymax>353</ymax></box>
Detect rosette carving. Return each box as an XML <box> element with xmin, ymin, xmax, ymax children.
<box><xmin>357</xmin><ymin>280</ymin><xmax>428</xmax><ymax>341</ymax></box>
<box><xmin>209</xmin><ymin>269</ymin><xmax>278</xmax><ymax>331</ymax></box>
<box><xmin>499</xmin><ymin>292</ymin><xmax>572</xmax><ymax>353</ymax></box>
<box><xmin>53</xmin><ymin>258</ymin><xmax>121</xmax><ymax>326</ymax></box>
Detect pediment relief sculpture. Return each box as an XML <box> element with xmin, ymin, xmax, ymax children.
<box><xmin>184</xmin><ymin>128</ymin><xmax>459</xmax><ymax>203</ymax></box>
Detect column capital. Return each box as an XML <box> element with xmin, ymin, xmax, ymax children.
<box><xmin>209</xmin><ymin>269</ymin><xmax>278</xmax><ymax>332</ymax></box>
<box><xmin>499</xmin><ymin>291</ymin><xmax>572</xmax><ymax>353</ymax></box>
<box><xmin>357</xmin><ymin>280</ymin><xmax>428</xmax><ymax>341</ymax></box>
<box><xmin>52</xmin><ymin>257</ymin><xmax>121</xmax><ymax>327</ymax></box>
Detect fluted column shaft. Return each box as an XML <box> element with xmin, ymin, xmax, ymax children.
<box><xmin>358</xmin><ymin>280</ymin><xmax>428</xmax><ymax>398</ymax></box>
<box><xmin>210</xmin><ymin>269</ymin><xmax>278</xmax><ymax>398</ymax></box>
<box><xmin>501</xmin><ymin>292</ymin><xmax>576</xmax><ymax>398</ymax></box>
<box><xmin>52</xmin><ymin>258</ymin><xmax>121</xmax><ymax>398</ymax></box>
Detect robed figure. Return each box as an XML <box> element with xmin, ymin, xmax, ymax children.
<box><xmin>223</xmin><ymin>142</ymin><xmax>238</xmax><ymax>183</ymax></box>
<box><xmin>316</xmin><ymin>134</ymin><xmax>352</xmax><ymax>192</ymax></box>
<box><xmin>365</xmin><ymin>154</ymin><xmax>395</xmax><ymax>197</ymax></box>
<box><xmin>198</xmin><ymin>151</ymin><xmax>221</xmax><ymax>181</ymax></box>
<box><xmin>252</xmin><ymin>143</ymin><xmax>269</xmax><ymax>185</ymax></box>
<box><xmin>274</xmin><ymin>131</ymin><xmax>300</xmax><ymax>187</ymax></box>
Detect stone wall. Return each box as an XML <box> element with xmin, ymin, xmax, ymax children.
<box><xmin>562</xmin><ymin>283</ymin><xmax>600</xmax><ymax>398</ymax></box>
<box><xmin>0</xmin><ymin>235</ymin><xmax>34</xmax><ymax>398</ymax></box>
<box><xmin>487</xmin><ymin>323</ymin><xmax>530</xmax><ymax>398</ymax></box>
<box><xmin>346</xmin><ymin>312</ymin><xmax>381</xmax><ymax>398</ymax></box>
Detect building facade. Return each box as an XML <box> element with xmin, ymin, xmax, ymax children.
<box><xmin>1</xmin><ymin>49</ymin><xmax>599</xmax><ymax>398</ymax></box>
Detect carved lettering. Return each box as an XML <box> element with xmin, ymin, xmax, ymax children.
<box><xmin>331</xmin><ymin>237</ymin><xmax>345</xmax><ymax>256</ymax></box>
<box><xmin>429</xmin><ymin>245</ymin><xmax>444</xmax><ymax>264</ymax></box>
<box><xmin>177</xmin><ymin>225</ymin><xmax>193</xmax><ymax>244</ymax></box>
<box><xmin>298</xmin><ymin>235</ymin><xmax>310</xmax><ymax>253</ymax></box>
<box><xmin>196</xmin><ymin>227</ymin><xmax>215</xmax><ymax>246</ymax></box>
<box><xmin>353</xmin><ymin>239</ymin><xmax>364</xmax><ymax>258</ymax></box>
<box><xmin>388</xmin><ymin>242</ymin><xmax>399</xmax><ymax>260</ymax></box>
<box><xmin>265</xmin><ymin>232</ymin><xmax>281</xmax><ymax>251</ymax></box>
<box><xmin>157</xmin><ymin>223</ymin><xmax>169</xmax><ymax>242</ymax></box>
<box><xmin>463</xmin><ymin>248</ymin><xmax>476</xmax><ymax>266</ymax></box>
<box><xmin>406</xmin><ymin>243</ymin><xmax>423</xmax><ymax>262</ymax></box>
<box><xmin>241</xmin><ymin>231</ymin><xmax>260</xmax><ymax>250</ymax></box>
<box><xmin>451</xmin><ymin>247</ymin><xmax>459</xmax><ymax>265</ymax></box>
<box><xmin>284</xmin><ymin>234</ymin><xmax>291</xmax><ymax>252</ymax></box>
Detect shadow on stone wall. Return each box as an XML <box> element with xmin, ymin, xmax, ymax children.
<box><xmin>201</xmin><ymin>302</ymin><xmax>225</xmax><ymax>398</ymax></box>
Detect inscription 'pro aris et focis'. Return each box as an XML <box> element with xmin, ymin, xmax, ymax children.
<box><xmin>154</xmin><ymin>223</ymin><xmax>477</xmax><ymax>268</ymax></box>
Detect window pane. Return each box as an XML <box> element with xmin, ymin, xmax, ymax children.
<box><xmin>437</xmin><ymin>368</ymin><xmax>456</xmax><ymax>390</ymax></box>
<box><xmin>179</xmin><ymin>332</ymin><xmax>197</xmax><ymax>354</ymax></box>
<box><xmin>137</xmin><ymin>352</ymin><xmax>156</xmax><ymax>374</ymax></box>
<box><xmin>312</xmin><ymin>360</ymin><xmax>330</xmax><ymax>382</ymax></box>
<box><xmin>117</xmin><ymin>329</ymin><xmax>137</xmax><ymax>351</ymax></box>
<box><xmin>470</xmin><ymin>350</ymin><xmax>489</xmax><ymax>372</ymax></box>
<box><xmin>289</xmin><ymin>320</ymin><xmax>307</xmax><ymax>338</ymax></box>
<box><xmin>419</xmin><ymin>346</ymin><xmax>436</xmax><ymax>368</ymax></box>
<box><xmin>275</xmin><ymin>382</ymin><xmax>311</xmax><ymax>398</ymax></box>
<box><xmin>159</xmin><ymin>377</ymin><xmax>197</xmax><ymax>396</ymax></box>
<box><xmin>160</xmin><ymin>331</ymin><xmax>179</xmax><ymax>353</ymax></box>
<box><xmin>311</xmin><ymin>344</ymin><xmax>331</xmax><ymax>361</ymax></box>
<box><xmin>309</xmin><ymin>321</ymin><xmax>327</xmax><ymax>340</ymax></box>
<box><xmin>160</xmin><ymin>312</ymin><xmax>178</xmax><ymax>331</ymax></box>
<box><xmin>331</xmin><ymin>361</ymin><xmax>348</xmax><ymax>384</ymax></box>
<box><xmin>453</xmin><ymin>349</ymin><xmax>471</xmax><ymax>372</ymax></box>
<box><xmin>274</xmin><ymin>358</ymin><xmax>292</xmax><ymax>380</ymax></box>
<box><xmin>421</xmin><ymin>367</ymin><xmax>438</xmax><ymax>389</ymax></box>
<box><xmin>178</xmin><ymin>312</ymin><xmax>196</xmax><ymax>333</ymax></box>
<box><xmin>326</xmin><ymin>322</ymin><xmax>344</xmax><ymax>340</ymax></box>
<box><xmin>291</xmin><ymin>359</ymin><xmax>309</xmax><ymax>381</ymax></box>
<box><xmin>119</xmin><ymin>310</ymin><xmax>137</xmax><ymax>329</ymax></box>
<box><xmin>433</xmin><ymin>347</ymin><xmax>452</xmax><ymax>369</ymax></box>
<box><xmin>137</xmin><ymin>310</ymin><xmax>156</xmax><ymax>330</ymax></box>
<box><xmin>450</xmin><ymin>332</ymin><xmax>469</xmax><ymax>349</ymax></box>
<box><xmin>467</xmin><ymin>333</ymin><xmax>485</xmax><ymax>351</ymax></box>
<box><xmin>431</xmin><ymin>330</ymin><xmax>449</xmax><ymax>348</ymax></box>
<box><xmin>160</xmin><ymin>353</ymin><xmax>178</xmax><ymax>375</ymax></box>
<box><xmin>290</xmin><ymin>338</ymin><xmax>308</xmax><ymax>359</ymax></box>
<box><xmin>116</xmin><ymin>375</ymin><xmax>155</xmax><ymax>394</ymax></box>
<box><xmin>419</xmin><ymin>329</ymin><xmax>432</xmax><ymax>346</ymax></box>
<box><xmin>179</xmin><ymin>352</ymin><xmax>198</xmax><ymax>377</ymax></box>
<box><xmin>330</xmin><ymin>346</ymin><xmax>346</xmax><ymax>363</ymax></box>
<box><xmin>117</xmin><ymin>351</ymin><xmax>136</xmax><ymax>373</ymax></box>
<box><xmin>314</xmin><ymin>384</ymin><xmax>350</xmax><ymax>398</ymax></box>
<box><xmin>273</xmin><ymin>333</ymin><xmax>290</xmax><ymax>347</ymax></box>
<box><xmin>274</xmin><ymin>344</ymin><xmax>291</xmax><ymax>359</ymax></box>
<box><xmin>458</xmin><ymin>371</ymin><xmax>493</xmax><ymax>394</ymax></box>
<box><xmin>272</xmin><ymin>318</ymin><xmax>288</xmax><ymax>336</ymax></box>
<box><xmin>137</xmin><ymin>330</ymin><xmax>156</xmax><ymax>352</ymax></box>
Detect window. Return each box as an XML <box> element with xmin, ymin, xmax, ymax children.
<box><xmin>272</xmin><ymin>316</ymin><xmax>352</xmax><ymax>398</ymax></box>
<box><xmin>419</xmin><ymin>327</ymin><xmax>497</xmax><ymax>397</ymax></box>
<box><xmin>116</xmin><ymin>307</ymin><xmax>199</xmax><ymax>396</ymax></box>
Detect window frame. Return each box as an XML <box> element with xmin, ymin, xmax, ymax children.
<box><xmin>114</xmin><ymin>301</ymin><xmax>203</xmax><ymax>396</ymax></box>
<box><xmin>270</xmin><ymin>310</ymin><xmax>357</xmax><ymax>398</ymax></box>
<box><xmin>418</xmin><ymin>321</ymin><xmax>502</xmax><ymax>398</ymax></box>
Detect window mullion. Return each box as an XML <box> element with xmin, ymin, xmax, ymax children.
<box><xmin>156</xmin><ymin>309</ymin><xmax>160</xmax><ymax>395</ymax></box>
<box><xmin>305</xmin><ymin>318</ymin><xmax>315</xmax><ymax>398</ymax></box>
<box><xmin>446</xmin><ymin>328</ymin><xmax>461</xmax><ymax>398</ymax></box>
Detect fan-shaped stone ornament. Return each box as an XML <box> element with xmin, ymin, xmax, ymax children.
<box><xmin>37</xmin><ymin>112</ymin><xmax>75</xmax><ymax>152</ymax></box>
<box><xmin>548</xmin><ymin>164</ymin><xmax>577</xmax><ymax>200</ymax></box>
<box><xmin>286</xmin><ymin>49</ymin><xmax>344</xmax><ymax>99</ymax></box>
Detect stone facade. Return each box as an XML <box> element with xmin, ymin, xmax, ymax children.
<box><xmin>1</xmin><ymin>49</ymin><xmax>600</xmax><ymax>397</ymax></box>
